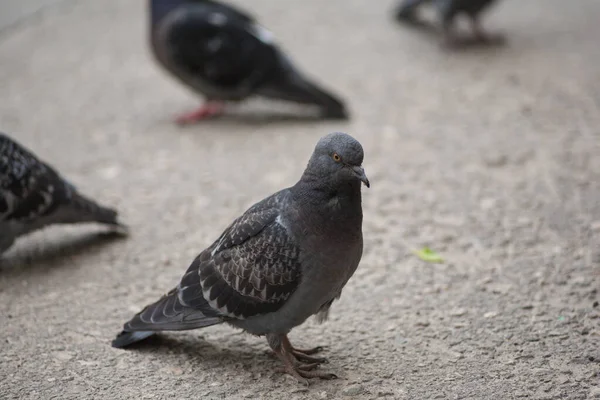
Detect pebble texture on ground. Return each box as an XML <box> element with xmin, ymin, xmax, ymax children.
<box><xmin>0</xmin><ymin>0</ymin><xmax>599</xmax><ymax>399</ymax></box>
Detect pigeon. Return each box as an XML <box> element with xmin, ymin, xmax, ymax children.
<box><xmin>148</xmin><ymin>0</ymin><xmax>348</xmax><ymax>124</ymax></box>
<box><xmin>0</xmin><ymin>133</ymin><xmax>127</xmax><ymax>254</ymax></box>
<box><xmin>394</xmin><ymin>0</ymin><xmax>504</xmax><ymax>48</ymax></box>
<box><xmin>112</xmin><ymin>132</ymin><xmax>369</xmax><ymax>384</ymax></box>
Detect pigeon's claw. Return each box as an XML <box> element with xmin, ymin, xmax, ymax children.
<box><xmin>276</xmin><ymin>360</ymin><xmax>337</xmax><ymax>386</ymax></box>
<box><xmin>268</xmin><ymin>334</ymin><xmax>336</xmax><ymax>385</ymax></box>
<box><xmin>292</xmin><ymin>345</ymin><xmax>325</xmax><ymax>355</ymax></box>
<box><xmin>280</xmin><ymin>367</ymin><xmax>309</xmax><ymax>386</ymax></box>
<box><xmin>294</xmin><ymin>368</ymin><xmax>337</xmax><ymax>382</ymax></box>
<box><xmin>175</xmin><ymin>102</ymin><xmax>225</xmax><ymax>125</ymax></box>
<box><xmin>296</xmin><ymin>362</ymin><xmax>320</xmax><ymax>371</ymax></box>
<box><xmin>292</xmin><ymin>349</ymin><xmax>328</xmax><ymax>364</ymax></box>
<box><xmin>288</xmin><ymin>339</ymin><xmax>328</xmax><ymax>363</ymax></box>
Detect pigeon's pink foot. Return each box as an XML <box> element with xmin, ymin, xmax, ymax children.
<box><xmin>268</xmin><ymin>334</ymin><xmax>335</xmax><ymax>386</ymax></box>
<box><xmin>291</xmin><ymin>344</ymin><xmax>328</xmax><ymax>364</ymax></box>
<box><xmin>469</xmin><ymin>17</ymin><xmax>506</xmax><ymax>45</ymax></box>
<box><xmin>175</xmin><ymin>102</ymin><xmax>225</xmax><ymax>125</ymax></box>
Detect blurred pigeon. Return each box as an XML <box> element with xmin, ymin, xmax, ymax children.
<box><xmin>0</xmin><ymin>133</ymin><xmax>126</xmax><ymax>254</ymax></box>
<box><xmin>395</xmin><ymin>0</ymin><xmax>503</xmax><ymax>47</ymax></box>
<box><xmin>112</xmin><ymin>132</ymin><xmax>369</xmax><ymax>384</ymax></box>
<box><xmin>149</xmin><ymin>0</ymin><xmax>348</xmax><ymax>123</ymax></box>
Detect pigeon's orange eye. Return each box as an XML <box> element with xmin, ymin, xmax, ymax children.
<box><xmin>332</xmin><ymin>153</ymin><xmax>341</xmax><ymax>162</ymax></box>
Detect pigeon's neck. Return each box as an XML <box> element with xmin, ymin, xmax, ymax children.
<box><xmin>293</xmin><ymin>174</ymin><xmax>363</xmax><ymax>216</ymax></box>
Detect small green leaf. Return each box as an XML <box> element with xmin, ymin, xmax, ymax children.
<box><xmin>414</xmin><ymin>247</ymin><xmax>444</xmax><ymax>263</ymax></box>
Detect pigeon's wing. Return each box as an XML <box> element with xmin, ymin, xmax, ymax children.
<box><xmin>158</xmin><ymin>3</ymin><xmax>279</xmax><ymax>98</ymax></box>
<box><xmin>178</xmin><ymin>192</ymin><xmax>302</xmax><ymax>320</ymax></box>
<box><xmin>0</xmin><ymin>133</ymin><xmax>69</xmax><ymax>223</ymax></box>
<box><xmin>112</xmin><ymin>192</ymin><xmax>300</xmax><ymax>347</ymax></box>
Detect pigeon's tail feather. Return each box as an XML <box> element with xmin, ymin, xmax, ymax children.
<box><xmin>62</xmin><ymin>191</ymin><xmax>127</xmax><ymax>233</ymax></box>
<box><xmin>259</xmin><ymin>54</ymin><xmax>348</xmax><ymax>120</ymax></box>
<box><xmin>111</xmin><ymin>331</ymin><xmax>156</xmax><ymax>348</ymax></box>
<box><xmin>111</xmin><ymin>289</ymin><xmax>224</xmax><ymax>348</ymax></box>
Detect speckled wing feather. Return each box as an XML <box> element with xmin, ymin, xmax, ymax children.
<box><xmin>178</xmin><ymin>191</ymin><xmax>302</xmax><ymax>320</ymax></box>
<box><xmin>113</xmin><ymin>191</ymin><xmax>302</xmax><ymax>346</ymax></box>
<box><xmin>0</xmin><ymin>133</ymin><xmax>69</xmax><ymax>223</ymax></box>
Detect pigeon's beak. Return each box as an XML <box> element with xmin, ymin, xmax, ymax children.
<box><xmin>352</xmin><ymin>166</ymin><xmax>370</xmax><ymax>188</ymax></box>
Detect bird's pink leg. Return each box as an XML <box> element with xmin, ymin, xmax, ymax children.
<box><xmin>289</xmin><ymin>342</ymin><xmax>328</xmax><ymax>364</ymax></box>
<box><xmin>267</xmin><ymin>334</ymin><xmax>335</xmax><ymax>386</ymax></box>
<box><xmin>175</xmin><ymin>102</ymin><xmax>225</xmax><ymax>125</ymax></box>
<box><xmin>469</xmin><ymin>16</ymin><xmax>505</xmax><ymax>45</ymax></box>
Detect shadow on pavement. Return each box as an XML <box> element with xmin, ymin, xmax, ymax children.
<box><xmin>393</xmin><ymin>15</ymin><xmax>508</xmax><ymax>52</ymax></box>
<box><xmin>0</xmin><ymin>230</ymin><xmax>127</xmax><ymax>278</ymax></box>
<box><xmin>116</xmin><ymin>333</ymin><xmax>275</xmax><ymax>372</ymax></box>
<box><xmin>172</xmin><ymin>109</ymin><xmax>349</xmax><ymax>130</ymax></box>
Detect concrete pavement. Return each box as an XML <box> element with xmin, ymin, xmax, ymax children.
<box><xmin>0</xmin><ymin>0</ymin><xmax>599</xmax><ymax>398</ymax></box>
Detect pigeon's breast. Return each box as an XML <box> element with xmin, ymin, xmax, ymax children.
<box><xmin>293</xmin><ymin>200</ymin><xmax>364</xmax><ymax>300</ymax></box>
<box><xmin>301</xmin><ymin>227</ymin><xmax>363</xmax><ymax>296</ymax></box>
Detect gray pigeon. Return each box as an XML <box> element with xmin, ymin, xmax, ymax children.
<box><xmin>112</xmin><ymin>132</ymin><xmax>369</xmax><ymax>384</ymax></box>
<box><xmin>395</xmin><ymin>0</ymin><xmax>503</xmax><ymax>47</ymax></box>
<box><xmin>0</xmin><ymin>133</ymin><xmax>126</xmax><ymax>254</ymax></box>
<box><xmin>149</xmin><ymin>0</ymin><xmax>348</xmax><ymax>124</ymax></box>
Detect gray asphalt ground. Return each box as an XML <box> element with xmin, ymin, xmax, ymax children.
<box><xmin>0</xmin><ymin>0</ymin><xmax>61</xmax><ymax>29</ymax></box>
<box><xmin>1</xmin><ymin>0</ymin><xmax>599</xmax><ymax>399</ymax></box>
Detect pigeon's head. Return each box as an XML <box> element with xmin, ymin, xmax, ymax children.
<box><xmin>305</xmin><ymin>132</ymin><xmax>370</xmax><ymax>189</ymax></box>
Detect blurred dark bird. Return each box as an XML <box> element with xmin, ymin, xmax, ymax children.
<box><xmin>394</xmin><ymin>0</ymin><xmax>504</xmax><ymax>48</ymax></box>
<box><xmin>149</xmin><ymin>0</ymin><xmax>348</xmax><ymax>124</ymax></box>
<box><xmin>112</xmin><ymin>132</ymin><xmax>369</xmax><ymax>385</ymax></box>
<box><xmin>0</xmin><ymin>133</ymin><xmax>127</xmax><ymax>254</ymax></box>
